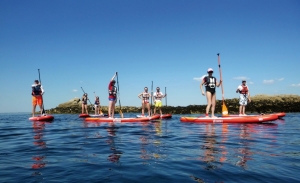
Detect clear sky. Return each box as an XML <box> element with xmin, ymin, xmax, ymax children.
<box><xmin>1</xmin><ymin>0</ymin><xmax>299</xmax><ymax>113</ymax></box>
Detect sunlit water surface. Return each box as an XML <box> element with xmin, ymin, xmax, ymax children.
<box><xmin>0</xmin><ymin>113</ymin><xmax>299</xmax><ymax>182</ymax></box>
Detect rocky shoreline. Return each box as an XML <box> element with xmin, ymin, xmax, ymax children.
<box><xmin>46</xmin><ymin>94</ymin><xmax>300</xmax><ymax>114</ymax></box>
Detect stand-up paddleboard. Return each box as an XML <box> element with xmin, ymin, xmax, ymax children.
<box><xmin>89</xmin><ymin>114</ymin><xmax>108</xmax><ymax>117</ymax></box>
<box><xmin>161</xmin><ymin>114</ymin><xmax>172</xmax><ymax>119</ymax></box>
<box><xmin>222</xmin><ymin>112</ymin><xmax>285</xmax><ymax>118</ymax></box>
<box><xmin>180</xmin><ymin>114</ymin><xmax>278</xmax><ymax>123</ymax></box>
<box><xmin>136</xmin><ymin>113</ymin><xmax>172</xmax><ymax>119</ymax></box>
<box><xmin>86</xmin><ymin>114</ymin><xmax>161</xmax><ymax>122</ymax></box>
<box><xmin>29</xmin><ymin>115</ymin><xmax>54</xmax><ymax>121</ymax></box>
<box><xmin>79</xmin><ymin>114</ymin><xmax>90</xmax><ymax>118</ymax></box>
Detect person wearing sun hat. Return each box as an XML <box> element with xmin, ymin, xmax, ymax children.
<box><xmin>236</xmin><ymin>80</ymin><xmax>251</xmax><ymax>116</ymax></box>
<box><xmin>200</xmin><ymin>68</ymin><xmax>222</xmax><ymax>118</ymax></box>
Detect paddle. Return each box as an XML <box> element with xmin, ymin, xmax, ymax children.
<box><xmin>38</xmin><ymin>69</ymin><xmax>46</xmax><ymax>115</ymax></box>
<box><xmin>116</xmin><ymin>72</ymin><xmax>124</xmax><ymax>118</ymax></box>
<box><xmin>94</xmin><ymin>92</ymin><xmax>103</xmax><ymax>115</ymax></box>
<box><xmin>217</xmin><ymin>53</ymin><xmax>228</xmax><ymax>115</ymax></box>
<box><xmin>80</xmin><ymin>87</ymin><xmax>95</xmax><ymax>110</ymax></box>
<box><xmin>150</xmin><ymin>81</ymin><xmax>153</xmax><ymax>116</ymax></box>
<box><xmin>165</xmin><ymin>87</ymin><xmax>167</xmax><ymax>106</ymax></box>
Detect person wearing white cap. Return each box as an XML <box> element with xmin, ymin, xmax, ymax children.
<box><xmin>236</xmin><ymin>80</ymin><xmax>251</xmax><ymax>115</ymax></box>
<box><xmin>200</xmin><ymin>68</ymin><xmax>222</xmax><ymax>118</ymax></box>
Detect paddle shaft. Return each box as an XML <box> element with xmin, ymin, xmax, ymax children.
<box><xmin>217</xmin><ymin>53</ymin><xmax>225</xmax><ymax>101</ymax></box>
<box><xmin>150</xmin><ymin>81</ymin><xmax>153</xmax><ymax>115</ymax></box>
<box><xmin>116</xmin><ymin>72</ymin><xmax>123</xmax><ymax>117</ymax></box>
<box><xmin>165</xmin><ymin>87</ymin><xmax>167</xmax><ymax>106</ymax></box>
<box><xmin>38</xmin><ymin>69</ymin><xmax>46</xmax><ymax>114</ymax></box>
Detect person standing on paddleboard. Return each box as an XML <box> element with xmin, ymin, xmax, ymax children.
<box><xmin>94</xmin><ymin>96</ymin><xmax>101</xmax><ymax>115</ymax></box>
<box><xmin>138</xmin><ymin>87</ymin><xmax>151</xmax><ymax>116</ymax></box>
<box><xmin>236</xmin><ymin>80</ymin><xmax>251</xmax><ymax>116</ymax></box>
<box><xmin>108</xmin><ymin>72</ymin><xmax>117</xmax><ymax>118</ymax></box>
<box><xmin>81</xmin><ymin>93</ymin><xmax>89</xmax><ymax>114</ymax></box>
<box><xmin>200</xmin><ymin>68</ymin><xmax>222</xmax><ymax>118</ymax></box>
<box><xmin>32</xmin><ymin>80</ymin><xmax>44</xmax><ymax>117</ymax></box>
<box><xmin>153</xmin><ymin>87</ymin><xmax>166</xmax><ymax>116</ymax></box>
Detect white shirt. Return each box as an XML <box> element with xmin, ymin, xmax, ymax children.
<box><xmin>153</xmin><ymin>92</ymin><xmax>163</xmax><ymax>101</ymax></box>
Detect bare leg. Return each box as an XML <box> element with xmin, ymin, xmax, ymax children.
<box><xmin>147</xmin><ymin>103</ymin><xmax>150</xmax><ymax>116</ymax></box>
<box><xmin>39</xmin><ymin>105</ymin><xmax>43</xmax><ymax>115</ymax></box>
<box><xmin>32</xmin><ymin>105</ymin><xmax>36</xmax><ymax>117</ymax></box>
<box><xmin>211</xmin><ymin>93</ymin><xmax>217</xmax><ymax>117</ymax></box>
<box><xmin>239</xmin><ymin>106</ymin><xmax>243</xmax><ymax>114</ymax></box>
<box><xmin>82</xmin><ymin>103</ymin><xmax>85</xmax><ymax>114</ymax></box>
<box><xmin>85</xmin><ymin>105</ymin><xmax>88</xmax><ymax>114</ymax></box>
<box><xmin>111</xmin><ymin>100</ymin><xmax>116</xmax><ymax>118</ymax></box>
<box><xmin>205</xmin><ymin>92</ymin><xmax>212</xmax><ymax>117</ymax></box>
<box><xmin>242</xmin><ymin>106</ymin><xmax>246</xmax><ymax>115</ymax></box>
<box><xmin>141</xmin><ymin>102</ymin><xmax>145</xmax><ymax>116</ymax></box>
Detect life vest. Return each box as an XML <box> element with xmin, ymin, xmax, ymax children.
<box><xmin>154</xmin><ymin>92</ymin><xmax>163</xmax><ymax>101</ymax></box>
<box><xmin>204</xmin><ymin>76</ymin><xmax>216</xmax><ymax>89</ymax></box>
<box><xmin>108</xmin><ymin>86</ymin><xmax>117</xmax><ymax>97</ymax></box>
<box><xmin>82</xmin><ymin>96</ymin><xmax>87</xmax><ymax>102</ymax></box>
<box><xmin>239</xmin><ymin>85</ymin><xmax>248</xmax><ymax>94</ymax></box>
<box><xmin>95</xmin><ymin>98</ymin><xmax>100</xmax><ymax>105</ymax></box>
<box><xmin>32</xmin><ymin>84</ymin><xmax>42</xmax><ymax>95</ymax></box>
<box><xmin>142</xmin><ymin>92</ymin><xmax>150</xmax><ymax>100</ymax></box>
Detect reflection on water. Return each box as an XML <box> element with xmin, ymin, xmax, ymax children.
<box><xmin>32</xmin><ymin>122</ymin><xmax>48</xmax><ymax>170</ymax></box>
<box><xmin>106</xmin><ymin>123</ymin><xmax>122</xmax><ymax>164</ymax></box>
<box><xmin>198</xmin><ymin>123</ymin><xmax>279</xmax><ymax>171</ymax></box>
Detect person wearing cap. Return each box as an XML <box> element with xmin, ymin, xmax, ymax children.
<box><xmin>108</xmin><ymin>72</ymin><xmax>117</xmax><ymax>118</ymax></box>
<box><xmin>138</xmin><ymin>87</ymin><xmax>152</xmax><ymax>116</ymax></box>
<box><xmin>153</xmin><ymin>87</ymin><xmax>167</xmax><ymax>116</ymax></box>
<box><xmin>32</xmin><ymin>80</ymin><xmax>44</xmax><ymax>117</ymax></box>
<box><xmin>81</xmin><ymin>93</ymin><xmax>89</xmax><ymax>114</ymax></box>
<box><xmin>200</xmin><ymin>68</ymin><xmax>222</xmax><ymax>118</ymax></box>
<box><xmin>236</xmin><ymin>80</ymin><xmax>251</xmax><ymax>116</ymax></box>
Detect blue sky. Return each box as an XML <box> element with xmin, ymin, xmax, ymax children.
<box><xmin>1</xmin><ymin>0</ymin><xmax>299</xmax><ymax>113</ymax></box>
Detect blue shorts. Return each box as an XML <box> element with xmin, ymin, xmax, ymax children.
<box><xmin>109</xmin><ymin>98</ymin><xmax>116</xmax><ymax>101</ymax></box>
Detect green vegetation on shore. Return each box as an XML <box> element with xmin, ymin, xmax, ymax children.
<box><xmin>46</xmin><ymin>94</ymin><xmax>300</xmax><ymax>114</ymax></box>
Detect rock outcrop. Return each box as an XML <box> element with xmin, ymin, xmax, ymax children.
<box><xmin>46</xmin><ymin>94</ymin><xmax>300</xmax><ymax>114</ymax></box>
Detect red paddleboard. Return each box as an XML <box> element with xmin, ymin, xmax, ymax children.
<box><xmin>79</xmin><ymin>114</ymin><xmax>90</xmax><ymax>118</ymax></box>
<box><xmin>180</xmin><ymin>114</ymin><xmax>278</xmax><ymax>123</ymax></box>
<box><xmin>29</xmin><ymin>115</ymin><xmax>54</xmax><ymax>121</ymax></box>
<box><xmin>85</xmin><ymin>114</ymin><xmax>160</xmax><ymax>122</ymax></box>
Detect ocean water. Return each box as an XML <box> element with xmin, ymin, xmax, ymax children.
<box><xmin>0</xmin><ymin>113</ymin><xmax>299</xmax><ymax>183</ymax></box>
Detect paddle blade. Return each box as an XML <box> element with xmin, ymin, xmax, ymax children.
<box><xmin>120</xmin><ymin>110</ymin><xmax>124</xmax><ymax>118</ymax></box>
<box><xmin>42</xmin><ymin>108</ymin><xmax>46</xmax><ymax>115</ymax></box>
<box><xmin>222</xmin><ymin>101</ymin><xmax>228</xmax><ymax>116</ymax></box>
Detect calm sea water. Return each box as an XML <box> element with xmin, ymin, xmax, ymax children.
<box><xmin>0</xmin><ymin>113</ymin><xmax>299</xmax><ymax>183</ymax></box>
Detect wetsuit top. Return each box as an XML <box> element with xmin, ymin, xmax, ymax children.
<box><xmin>204</xmin><ymin>76</ymin><xmax>217</xmax><ymax>92</ymax></box>
<box><xmin>153</xmin><ymin>92</ymin><xmax>163</xmax><ymax>101</ymax></box>
<box><xmin>108</xmin><ymin>81</ymin><xmax>117</xmax><ymax>99</ymax></box>
<box><xmin>32</xmin><ymin>84</ymin><xmax>43</xmax><ymax>96</ymax></box>
<box><xmin>238</xmin><ymin>85</ymin><xmax>249</xmax><ymax>94</ymax></box>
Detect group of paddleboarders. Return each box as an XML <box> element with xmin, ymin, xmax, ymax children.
<box><xmin>32</xmin><ymin>69</ymin><xmax>249</xmax><ymax>118</ymax></box>
<box><xmin>200</xmin><ymin>68</ymin><xmax>250</xmax><ymax>118</ymax></box>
